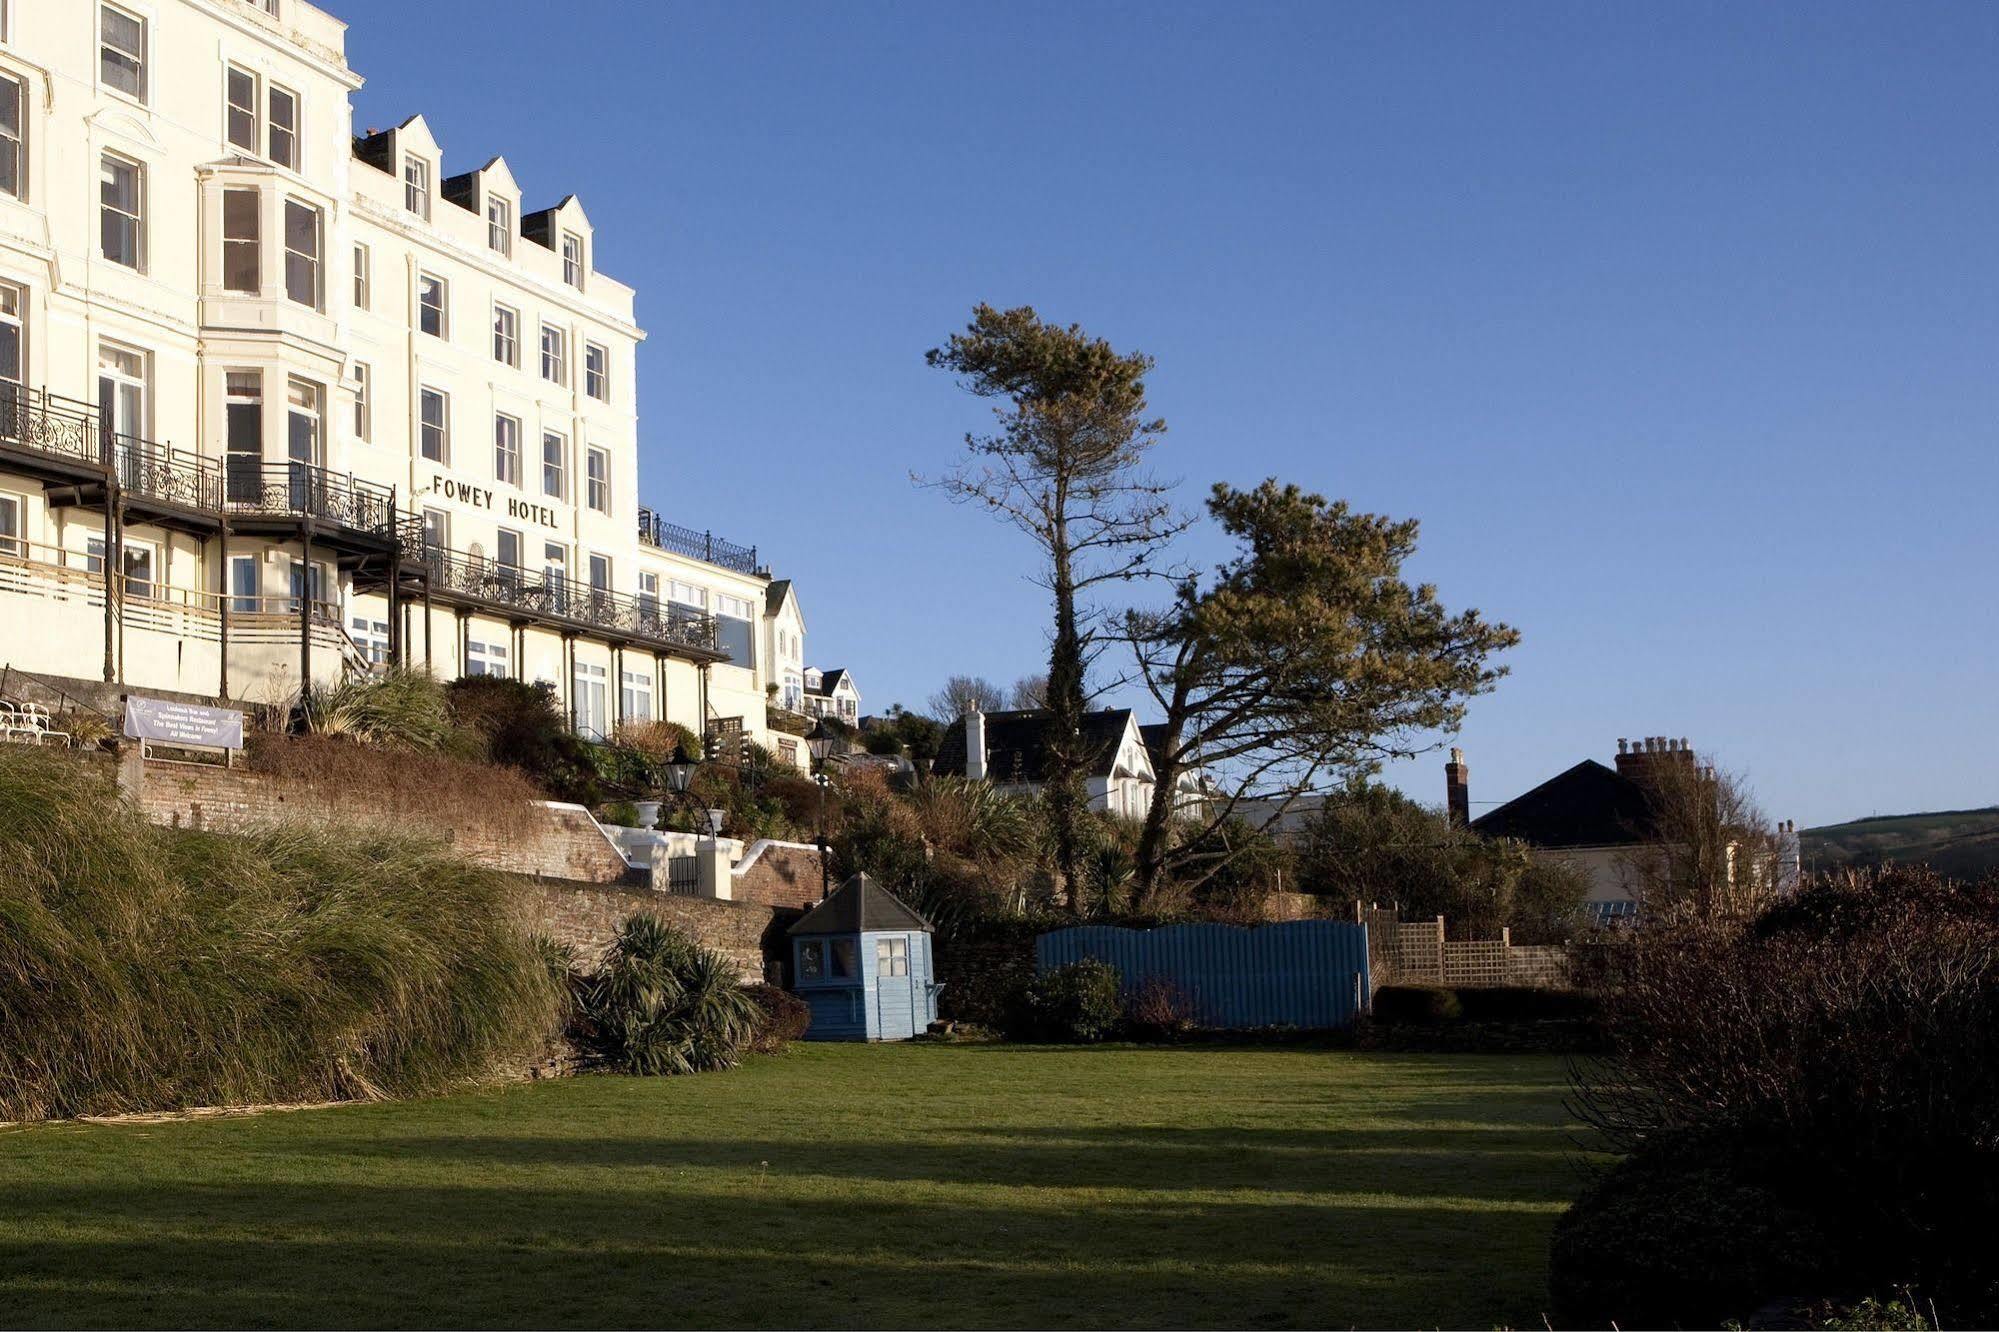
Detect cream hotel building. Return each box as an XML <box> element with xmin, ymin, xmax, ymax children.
<box><xmin>0</xmin><ymin>0</ymin><xmax>819</xmax><ymax>761</ymax></box>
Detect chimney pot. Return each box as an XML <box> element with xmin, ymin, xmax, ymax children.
<box><xmin>1445</xmin><ymin>747</ymin><xmax>1470</xmax><ymax>828</ymax></box>
<box><xmin>1617</xmin><ymin>738</ymin><xmax>1628</xmax><ymax>754</ymax></box>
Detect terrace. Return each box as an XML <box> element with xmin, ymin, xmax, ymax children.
<box><xmin>637</xmin><ymin>506</ymin><xmax>760</xmax><ymax>575</ymax></box>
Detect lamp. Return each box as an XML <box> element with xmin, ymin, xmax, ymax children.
<box><xmin>813</xmin><ymin>770</ymin><xmax>832</xmax><ymax>901</ymax></box>
<box><xmin>662</xmin><ymin>749</ymin><xmax>697</xmax><ymax>795</ymax></box>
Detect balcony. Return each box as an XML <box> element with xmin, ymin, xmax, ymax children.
<box><xmin>637</xmin><ymin>507</ymin><xmax>758</xmax><ymax>575</ymax></box>
<box><xmin>222</xmin><ymin>460</ymin><xmax>400</xmax><ymax>540</ymax></box>
<box><xmin>1</xmin><ymin>387</ymin><xmax>221</xmax><ymax>515</ymax></box>
<box><xmin>421</xmin><ymin>547</ymin><xmax>721</xmax><ymax>655</ymax></box>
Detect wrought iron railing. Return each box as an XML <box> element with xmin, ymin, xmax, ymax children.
<box><xmin>0</xmin><ymin>386</ymin><xmax>99</xmax><ymax>468</ymax></box>
<box><xmin>421</xmin><ymin>547</ymin><xmax>719</xmax><ymax>652</ymax></box>
<box><xmin>636</xmin><ymin>506</ymin><xmax>758</xmax><ymax>574</ymax></box>
<box><xmin>0</xmin><ymin>386</ymin><xmax>221</xmax><ymax>510</ymax></box>
<box><xmin>223</xmin><ymin>460</ymin><xmax>400</xmax><ymax>536</ymax></box>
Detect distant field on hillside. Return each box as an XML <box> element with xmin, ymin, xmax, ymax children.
<box><xmin>1803</xmin><ymin>806</ymin><xmax>1999</xmax><ymax>880</ymax></box>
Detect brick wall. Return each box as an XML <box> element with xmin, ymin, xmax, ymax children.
<box><xmin>521</xmin><ymin>877</ymin><xmax>777</xmax><ymax>982</ymax></box>
<box><xmin>136</xmin><ymin>760</ymin><xmax>631</xmax><ymax>884</ymax></box>
<box><xmin>731</xmin><ymin>841</ymin><xmax>826</xmax><ymax>912</ymax></box>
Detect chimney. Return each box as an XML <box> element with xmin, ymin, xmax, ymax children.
<box><xmin>964</xmin><ymin>706</ymin><xmax>987</xmax><ymax>782</ymax></box>
<box><xmin>1616</xmin><ymin>733</ymin><xmax>1700</xmax><ymax>782</ymax></box>
<box><xmin>1444</xmin><ymin>747</ymin><xmax>1469</xmax><ymax>827</ymax></box>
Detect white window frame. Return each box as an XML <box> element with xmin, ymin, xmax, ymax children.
<box><xmin>0</xmin><ymin>70</ymin><xmax>20</xmax><ymax>203</ymax></box>
<box><xmin>99</xmin><ymin>4</ymin><xmax>148</xmax><ymax>104</ymax></box>
<box><xmin>572</xmin><ymin>660</ymin><xmax>607</xmax><ymax>739</ymax></box>
<box><xmin>493</xmin><ymin>412</ymin><xmax>521</xmax><ymax>487</ymax></box>
<box><xmin>586</xmin><ymin>446</ymin><xmax>610</xmax><ymax>513</ymax></box>
<box><xmin>540</xmin><ymin>431</ymin><xmax>566</xmax><ymax>499</ymax></box>
<box><xmin>0</xmin><ymin>280</ymin><xmax>21</xmax><ymax>391</ymax></box>
<box><xmin>225</xmin><ymin>65</ymin><xmax>258</xmax><ymax>154</ymax></box>
<box><xmin>584</xmin><ymin>342</ymin><xmax>609</xmax><ymax>402</ymax></box>
<box><xmin>487</xmin><ymin>195</ymin><xmax>511</xmax><ymax>256</ymax></box>
<box><xmin>267</xmin><ymin>83</ymin><xmax>300</xmax><ymax>170</ymax></box>
<box><xmin>353</xmin><ymin>242</ymin><xmax>370</xmax><ymax>310</ymax></box>
<box><xmin>561</xmin><ymin>231</ymin><xmax>585</xmax><ymax>288</ymax></box>
<box><xmin>283</xmin><ymin>197</ymin><xmax>321</xmax><ymax>309</ymax></box>
<box><xmin>99</xmin><ymin>152</ymin><xmax>144</xmax><ymax>270</ymax></box>
<box><xmin>403</xmin><ymin>154</ymin><xmax>430</xmax><ymax>218</ymax></box>
<box><xmin>221</xmin><ymin>186</ymin><xmax>260</xmax><ymax>293</ymax></box>
<box><xmin>421</xmin><ymin>507</ymin><xmax>448</xmax><ymax>555</ymax></box>
<box><xmin>492</xmin><ymin>303</ymin><xmax>518</xmax><ymax>367</ymax></box>
<box><xmin>419</xmin><ymin>387</ymin><xmax>449</xmax><ymax>463</ymax></box>
<box><xmin>350</xmin><ymin>614</ymin><xmax>390</xmax><ymax>665</ymax></box>
<box><xmin>467</xmin><ymin>638</ymin><xmax>510</xmax><ymax>679</ymax></box>
<box><xmin>417</xmin><ymin>272</ymin><xmax>447</xmax><ymax>338</ymax></box>
<box><xmin>230</xmin><ymin>555</ymin><xmax>261</xmax><ymax>614</ymax></box>
<box><xmin>621</xmin><ymin>669</ymin><xmax>653</xmax><ymax>723</ymax></box>
<box><xmin>539</xmin><ymin>323</ymin><xmax>566</xmax><ymax>385</ymax></box>
<box><xmin>351</xmin><ymin>361</ymin><xmax>371</xmax><ymax>442</ymax></box>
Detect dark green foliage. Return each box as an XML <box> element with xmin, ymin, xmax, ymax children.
<box><xmin>445</xmin><ymin>676</ymin><xmax>602</xmax><ymax>805</ymax></box>
<box><xmin>1450</xmin><ymin>986</ymin><xmax>1597</xmax><ymax>1022</ymax></box>
<box><xmin>1370</xmin><ymin>984</ymin><xmax>1462</xmax><ymax>1025</ymax></box>
<box><xmin>862</xmin><ymin>706</ymin><xmax>941</xmax><ymax>760</ymax></box>
<box><xmin>0</xmin><ymin>747</ymin><xmax>566</xmax><ymax>1120</ymax></box>
<box><xmin>1551</xmin><ymin>1151</ymin><xmax>1830</xmax><ymax>1330</ymax></box>
<box><xmin>599</xmin><ymin>801</ymin><xmax>642</xmax><ymax>828</ymax></box>
<box><xmin>1296</xmin><ymin>783</ymin><xmax>1587</xmax><ymax>942</ymax></box>
<box><xmin>743</xmin><ymin>983</ymin><xmax>812</xmax><ymax>1054</ymax></box>
<box><xmin>1560</xmin><ymin>865</ymin><xmax>1999</xmax><ymax>1326</ymax></box>
<box><xmin>576</xmin><ymin>913</ymin><xmax>759</xmax><ymax>1075</ymax></box>
<box><xmin>1018</xmin><ymin>958</ymin><xmax>1125</xmax><ymax>1043</ymax></box>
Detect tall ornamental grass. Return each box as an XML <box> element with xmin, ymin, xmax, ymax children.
<box><xmin>0</xmin><ymin>747</ymin><xmax>566</xmax><ymax>1121</ymax></box>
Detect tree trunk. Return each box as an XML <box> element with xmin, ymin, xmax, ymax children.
<box><xmin>1046</xmin><ymin>522</ymin><xmax>1087</xmax><ymax>914</ymax></box>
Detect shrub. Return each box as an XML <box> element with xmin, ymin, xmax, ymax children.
<box><xmin>0</xmin><ymin>746</ymin><xmax>566</xmax><ymax>1120</ymax></box>
<box><xmin>1018</xmin><ymin>959</ymin><xmax>1124</xmax><ymax>1043</ymax></box>
<box><xmin>245</xmin><ymin>733</ymin><xmax>542</xmax><ymax>844</ymax></box>
<box><xmin>1559</xmin><ymin>866</ymin><xmax>1999</xmax><ymax>1326</ymax></box>
<box><xmin>576</xmin><ymin>913</ymin><xmax>759</xmax><ymax>1075</ymax></box>
<box><xmin>1550</xmin><ymin>1150</ymin><xmax>1830</xmax><ymax>1330</ymax></box>
<box><xmin>600</xmin><ymin>801</ymin><xmax>642</xmax><ymax>829</ymax></box>
<box><xmin>743</xmin><ymin>983</ymin><xmax>812</xmax><ymax>1054</ymax></box>
<box><xmin>1370</xmin><ymin>984</ymin><xmax>1463</xmax><ymax>1024</ymax></box>
<box><xmin>303</xmin><ymin>666</ymin><xmax>454</xmax><ymax>750</ymax></box>
<box><xmin>1125</xmin><ymin>976</ymin><xmax>1197</xmax><ymax>1041</ymax></box>
<box><xmin>1450</xmin><ymin>985</ymin><xmax>1597</xmax><ymax>1022</ymax></box>
<box><xmin>447</xmin><ymin>676</ymin><xmax>601</xmax><ymax>805</ymax></box>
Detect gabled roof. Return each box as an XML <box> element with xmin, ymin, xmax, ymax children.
<box><xmin>806</xmin><ymin>668</ymin><xmax>853</xmax><ymax>699</ymax></box>
<box><xmin>788</xmin><ymin>874</ymin><xmax>932</xmax><ymax>935</ymax></box>
<box><xmin>1471</xmin><ymin>760</ymin><xmax>1660</xmax><ymax>848</ymax></box>
<box><xmin>931</xmin><ymin>708</ymin><xmax>1142</xmax><ymax>783</ymax></box>
<box><xmin>523</xmin><ymin>195</ymin><xmax>591</xmax><ymax>250</ymax></box>
<box><xmin>765</xmin><ymin>578</ymin><xmax>795</xmax><ymax>618</ymax></box>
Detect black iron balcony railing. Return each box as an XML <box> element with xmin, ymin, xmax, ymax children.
<box><xmin>0</xmin><ymin>385</ymin><xmax>223</xmax><ymax>512</ymax></box>
<box><xmin>223</xmin><ymin>460</ymin><xmax>400</xmax><ymax>537</ymax></box>
<box><xmin>636</xmin><ymin>506</ymin><xmax>758</xmax><ymax>575</ymax></box>
<box><xmin>421</xmin><ymin>547</ymin><xmax>720</xmax><ymax>652</ymax></box>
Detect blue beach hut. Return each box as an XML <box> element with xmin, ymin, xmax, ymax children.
<box><xmin>787</xmin><ymin>874</ymin><xmax>939</xmax><ymax>1041</ymax></box>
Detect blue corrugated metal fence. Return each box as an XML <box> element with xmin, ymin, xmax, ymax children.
<box><xmin>1035</xmin><ymin>921</ymin><xmax>1371</xmax><ymax>1030</ymax></box>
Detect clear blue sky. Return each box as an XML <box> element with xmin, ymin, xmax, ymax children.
<box><xmin>339</xmin><ymin>0</ymin><xmax>1997</xmax><ymax>829</ymax></box>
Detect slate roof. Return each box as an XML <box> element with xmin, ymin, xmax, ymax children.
<box><xmin>931</xmin><ymin>708</ymin><xmax>1137</xmax><ymax>783</ymax></box>
<box><xmin>805</xmin><ymin>668</ymin><xmax>850</xmax><ymax>698</ymax></box>
<box><xmin>788</xmin><ymin>874</ymin><xmax>933</xmax><ymax>935</ymax></box>
<box><xmin>1471</xmin><ymin>760</ymin><xmax>1661</xmax><ymax>848</ymax></box>
<box><xmin>764</xmin><ymin>578</ymin><xmax>793</xmax><ymax>617</ymax></box>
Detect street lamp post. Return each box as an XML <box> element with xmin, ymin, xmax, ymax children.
<box><xmin>662</xmin><ymin>748</ymin><xmax>698</xmax><ymax>829</ymax></box>
<box><xmin>807</xmin><ymin>731</ymin><xmax>835</xmax><ymax>901</ymax></box>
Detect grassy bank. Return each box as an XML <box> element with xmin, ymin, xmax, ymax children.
<box><xmin>0</xmin><ymin>1045</ymin><xmax>1594</xmax><ymax>1328</ymax></box>
<box><xmin>0</xmin><ymin>747</ymin><xmax>563</xmax><ymax>1120</ymax></box>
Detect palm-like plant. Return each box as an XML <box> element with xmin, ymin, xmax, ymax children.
<box><xmin>579</xmin><ymin>913</ymin><xmax>759</xmax><ymax>1075</ymax></box>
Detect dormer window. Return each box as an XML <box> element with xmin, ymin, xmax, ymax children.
<box><xmin>403</xmin><ymin>155</ymin><xmax>430</xmax><ymax>219</ymax></box>
<box><xmin>487</xmin><ymin>196</ymin><xmax>511</xmax><ymax>256</ymax></box>
<box><xmin>561</xmin><ymin>232</ymin><xmax>584</xmax><ymax>288</ymax></box>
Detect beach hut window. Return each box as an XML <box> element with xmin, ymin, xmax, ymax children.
<box><xmin>830</xmin><ymin>939</ymin><xmax>857</xmax><ymax>979</ymax></box>
<box><xmin>799</xmin><ymin>941</ymin><xmax>824</xmax><ymax>981</ymax></box>
<box><xmin>876</xmin><ymin>937</ymin><xmax>909</xmax><ymax>978</ymax></box>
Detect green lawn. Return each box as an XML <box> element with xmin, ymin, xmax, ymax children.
<box><xmin>0</xmin><ymin>1045</ymin><xmax>1596</xmax><ymax>1329</ymax></box>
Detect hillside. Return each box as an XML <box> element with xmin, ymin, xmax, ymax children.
<box><xmin>1803</xmin><ymin>806</ymin><xmax>1999</xmax><ymax>881</ymax></box>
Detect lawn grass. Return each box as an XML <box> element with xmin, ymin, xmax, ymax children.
<box><xmin>0</xmin><ymin>1045</ymin><xmax>1596</xmax><ymax>1329</ymax></box>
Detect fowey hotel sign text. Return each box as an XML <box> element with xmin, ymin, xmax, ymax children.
<box><xmin>426</xmin><ymin>474</ymin><xmax>561</xmax><ymax>529</ymax></box>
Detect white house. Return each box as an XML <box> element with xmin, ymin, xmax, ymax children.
<box><xmin>931</xmin><ymin>706</ymin><xmax>1157</xmax><ymax>820</ymax></box>
<box><xmin>0</xmin><ymin>0</ymin><xmax>808</xmax><ymax>757</ymax></box>
<box><xmin>799</xmin><ymin>667</ymin><xmax>859</xmax><ymax>725</ymax></box>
